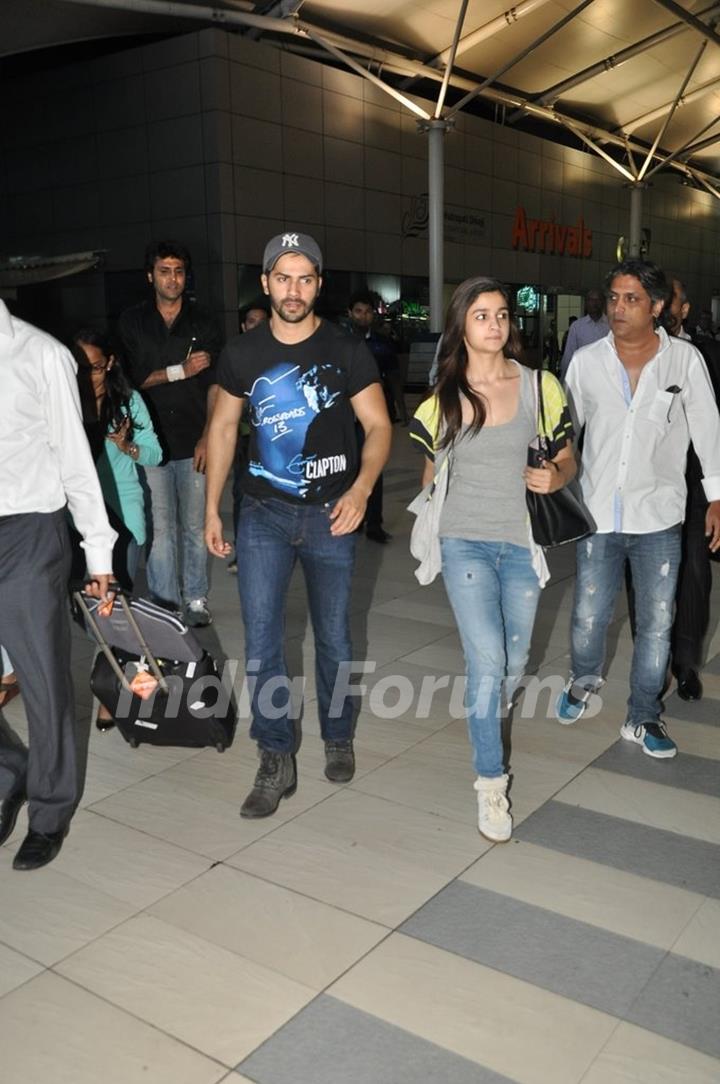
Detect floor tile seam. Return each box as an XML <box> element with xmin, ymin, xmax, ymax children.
<box><xmin>549</xmin><ymin>788</ymin><xmax>720</xmax><ymax>848</ymax></box>
<box><xmin>54</xmin><ymin>904</ymin><xmax>323</xmax><ymax>1005</ymax></box>
<box><xmin>85</xmin><ymin>743</ymin><xmax>206</xmax><ymax>778</ymax></box>
<box><xmin>345</xmin><ymin>740</ymin><xmax>616</xmax><ymax>826</ymax></box>
<box><xmin>80</xmin><ymin>756</ymin><xmax>206</xmax><ymax>801</ymax></box>
<box><xmin>0</xmin><ymin>933</ymin><xmax>52</xmax><ymax>972</ymax></box>
<box><xmin>216</xmin><ymin>781</ymin><xmax>371</xmax><ymax>859</ymax></box>
<box><xmin>416</xmin><ymin>877</ymin><xmax>694</xmax><ymax>960</ymax></box>
<box><xmin>218</xmin><ymin>853</ymin><xmax>460</xmax><ymax>932</ymax></box>
<box><xmin>68</xmin><ymin>806</ymin><xmax>217</xmax><ymax>871</ymax></box>
<box><xmin>571</xmin><ymin>759</ymin><xmax>720</xmax><ymax>803</ymax></box>
<box><xmin>394</xmin><ymin>926</ymin><xmax>669</xmax><ymax>1032</ymax></box>
<box><xmin>575</xmin><ymin>1016</ymin><xmax>627</xmax><ymax>1084</ymax></box>
<box><xmin>234</xmin><ymin>989</ymin><xmax>329</xmax><ymax>1074</ymax></box>
<box><xmin>82</xmin><ymin>790</ymin><xmax>349</xmax><ymax>864</ymax></box>
<box><xmin>0</xmin><ymin>964</ymin><xmax>53</xmax><ymax>1004</ymax></box>
<box><xmin>27</xmin><ymin>900</ymin><xmax>174</xmax><ymax>973</ymax></box>
<box><xmin>344</xmin><ymin>775</ymin><xmax>469</xmax><ymax>825</ymax></box>
<box><xmin>664</xmin><ymin>893</ymin><xmax>715</xmax><ymax>962</ymax></box>
<box><xmin>44</xmin><ymin>966</ymin><xmax>235</xmax><ymax>1071</ymax></box>
<box><xmin>617</xmin><ymin>942</ymin><xmax>720</xmax><ymax>1038</ymax></box>
<box><xmin>210</xmin><ymin>861</ymin><xmax>395</xmax><ymax>934</ymax></box>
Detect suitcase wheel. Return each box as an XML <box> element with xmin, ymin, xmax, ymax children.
<box><xmin>128</xmin><ymin>737</ymin><xmax>140</xmax><ymax>749</ymax></box>
<box><xmin>215</xmin><ymin>741</ymin><xmax>226</xmax><ymax>753</ymax></box>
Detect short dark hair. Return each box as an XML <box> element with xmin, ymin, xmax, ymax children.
<box><xmin>669</xmin><ymin>276</ymin><xmax>688</xmax><ymax>305</ymax></box>
<box><xmin>605</xmin><ymin>259</ymin><xmax>667</xmax><ymax>305</ymax></box>
<box><xmin>144</xmin><ymin>240</ymin><xmax>192</xmax><ymax>274</ymax></box>
<box><xmin>349</xmin><ymin>291</ymin><xmax>376</xmax><ymax>310</ymax></box>
<box><xmin>239</xmin><ymin>301</ymin><xmax>268</xmax><ymax>323</ymax></box>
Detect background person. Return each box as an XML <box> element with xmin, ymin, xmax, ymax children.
<box><xmin>665</xmin><ymin>279</ymin><xmax>720</xmax><ymax>700</ymax></box>
<box><xmin>73</xmin><ymin>329</ymin><xmax>163</xmax><ymax>732</ymax></box>
<box><xmin>73</xmin><ymin>329</ymin><xmax>162</xmax><ymax>591</ymax></box>
<box><xmin>559</xmin><ymin>288</ymin><xmax>608</xmax><ymax>380</ymax></box>
<box><xmin>227</xmin><ymin>303</ymin><xmax>268</xmax><ymax>574</ymax></box>
<box><xmin>347</xmin><ymin>292</ymin><xmax>396</xmax><ymax>543</ymax></box>
<box><xmin>117</xmin><ymin>240</ymin><xmax>222</xmax><ymax>626</ymax></box>
<box><xmin>410</xmin><ymin>276</ymin><xmax>575</xmax><ymax>843</ymax></box>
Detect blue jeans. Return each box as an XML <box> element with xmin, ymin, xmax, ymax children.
<box><xmin>570</xmin><ymin>527</ymin><xmax>682</xmax><ymax>724</ymax></box>
<box><xmin>237</xmin><ymin>496</ymin><xmax>357</xmax><ymax>753</ymax></box>
<box><xmin>441</xmin><ymin>538</ymin><xmax>541</xmax><ymax>777</ymax></box>
<box><xmin>143</xmin><ymin>459</ymin><xmax>208</xmax><ymax>608</ymax></box>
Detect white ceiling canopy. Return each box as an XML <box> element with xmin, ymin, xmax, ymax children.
<box><xmin>5</xmin><ymin>0</ymin><xmax>720</xmax><ymax>187</ymax></box>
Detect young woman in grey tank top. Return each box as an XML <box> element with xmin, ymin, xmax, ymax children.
<box><xmin>410</xmin><ymin>277</ymin><xmax>576</xmax><ymax>842</ymax></box>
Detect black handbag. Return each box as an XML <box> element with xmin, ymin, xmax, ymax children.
<box><xmin>526</xmin><ymin>370</ymin><xmax>595</xmax><ymax>547</ymax></box>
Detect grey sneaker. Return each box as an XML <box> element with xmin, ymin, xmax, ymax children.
<box><xmin>240</xmin><ymin>750</ymin><xmax>297</xmax><ymax>818</ymax></box>
<box><xmin>185</xmin><ymin>598</ymin><xmax>212</xmax><ymax>627</ymax></box>
<box><xmin>324</xmin><ymin>740</ymin><xmax>355</xmax><ymax>783</ymax></box>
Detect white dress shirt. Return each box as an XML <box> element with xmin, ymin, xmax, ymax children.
<box><xmin>560</xmin><ymin>313</ymin><xmax>609</xmax><ymax>379</ymax></box>
<box><xmin>0</xmin><ymin>300</ymin><xmax>116</xmax><ymax>573</ymax></box>
<box><xmin>565</xmin><ymin>326</ymin><xmax>720</xmax><ymax>534</ymax></box>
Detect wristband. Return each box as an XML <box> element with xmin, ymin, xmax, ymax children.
<box><xmin>166</xmin><ymin>364</ymin><xmax>185</xmax><ymax>382</ymax></box>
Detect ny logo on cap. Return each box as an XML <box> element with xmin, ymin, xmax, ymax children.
<box><xmin>281</xmin><ymin>233</ymin><xmax>300</xmax><ymax>249</ymax></box>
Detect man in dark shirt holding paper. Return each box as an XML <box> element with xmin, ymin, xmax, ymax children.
<box><xmin>118</xmin><ymin>240</ymin><xmax>222</xmax><ymax>626</ymax></box>
<box><xmin>206</xmin><ymin>231</ymin><xmax>391</xmax><ymax>816</ymax></box>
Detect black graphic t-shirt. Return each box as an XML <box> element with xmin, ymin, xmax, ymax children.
<box><xmin>217</xmin><ymin>320</ymin><xmax>380</xmax><ymax>503</ymax></box>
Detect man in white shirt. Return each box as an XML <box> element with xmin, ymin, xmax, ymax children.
<box><xmin>559</xmin><ymin>289</ymin><xmax>609</xmax><ymax>380</ymax></box>
<box><xmin>0</xmin><ymin>300</ymin><xmax>116</xmax><ymax>870</ymax></box>
<box><xmin>556</xmin><ymin>261</ymin><xmax>720</xmax><ymax>759</ymax></box>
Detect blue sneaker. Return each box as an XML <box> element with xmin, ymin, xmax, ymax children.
<box><xmin>620</xmin><ymin>721</ymin><xmax>677</xmax><ymax>759</ymax></box>
<box><xmin>555</xmin><ymin>685</ymin><xmax>587</xmax><ymax>725</ymax></box>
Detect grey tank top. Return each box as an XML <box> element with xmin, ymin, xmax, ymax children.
<box><xmin>439</xmin><ymin>363</ymin><xmax>536</xmax><ymax>549</ymax></box>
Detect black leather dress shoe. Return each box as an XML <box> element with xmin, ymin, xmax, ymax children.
<box><xmin>12</xmin><ymin>827</ymin><xmax>68</xmax><ymax>871</ymax></box>
<box><xmin>676</xmin><ymin>668</ymin><xmax>703</xmax><ymax>701</ymax></box>
<box><xmin>0</xmin><ymin>793</ymin><xmax>25</xmax><ymax>847</ymax></box>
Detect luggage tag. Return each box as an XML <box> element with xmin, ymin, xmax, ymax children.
<box><xmin>129</xmin><ymin>656</ymin><xmax>160</xmax><ymax>700</ymax></box>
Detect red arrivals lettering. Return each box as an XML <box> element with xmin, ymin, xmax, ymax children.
<box><xmin>511</xmin><ymin>206</ymin><xmax>592</xmax><ymax>258</ymax></box>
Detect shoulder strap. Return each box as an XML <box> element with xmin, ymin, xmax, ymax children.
<box><xmin>536</xmin><ymin>368</ymin><xmax>548</xmax><ymax>432</ymax></box>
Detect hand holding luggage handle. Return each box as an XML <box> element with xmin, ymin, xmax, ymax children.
<box><xmin>74</xmin><ymin>585</ymin><xmax>170</xmax><ymax>695</ymax></box>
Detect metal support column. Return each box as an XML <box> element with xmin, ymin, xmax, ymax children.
<box><xmin>629</xmin><ymin>184</ymin><xmax>644</xmax><ymax>257</ymax></box>
<box><xmin>427</xmin><ymin>120</ymin><xmax>447</xmax><ymax>333</ymax></box>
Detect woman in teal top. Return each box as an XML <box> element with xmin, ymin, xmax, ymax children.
<box><xmin>74</xmin><ymin>329</ymin><xmax>162</xmax><ymax>732</ymax></box>
<box><xmin>73</xmin><ymin>329</ymin><xmax>162</xmax><ymax>586</ymax></box>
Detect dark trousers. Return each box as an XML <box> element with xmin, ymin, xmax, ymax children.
<box><xmin>0</xmin><ymin>510</ymin><xmax>79</xmax><ymax>832</ymax></box>
<box><xmin>672</xmin><ymin>482</ymin><xmax>712</xmax><ymax>671</ymax></box>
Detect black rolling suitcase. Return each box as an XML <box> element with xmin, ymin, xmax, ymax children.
<box><xmin>74</xmin><ymin>590</ymin><xmax>236</xmax><ymax>752</ymax></box>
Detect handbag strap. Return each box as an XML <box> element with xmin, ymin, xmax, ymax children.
<box><xmin>535</xmin><ymin>368</ymin><xmax>548</xmax><ymax>436</ymax></box>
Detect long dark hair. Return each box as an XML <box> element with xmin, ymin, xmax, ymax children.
<box><xmin>72</xmin><ymin>328</ymin><xmax>138</xmax><ymax>446</ymax></box>
<box><xmin>435</xmin><ymin>276</ymin><xmax>523</xmax><ymax>449</ymax></box>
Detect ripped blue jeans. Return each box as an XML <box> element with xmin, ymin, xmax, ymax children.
<box><xmin>570</xmin><ymin>527</ymin><xmax>682</xmax><ymax>725</ymax></box>
<box><xmin>441</xmin><ymin>538</ymin><xmax>541</xmax><ymax>777</ymax></box>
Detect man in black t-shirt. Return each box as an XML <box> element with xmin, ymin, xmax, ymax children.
<box><xmin>117</xmin><ymin>240</ymin><xmax>222</xmax><ymax>626</ymax></box>
<box><xmin>206</xmin><ymin>232</ymin><xmax>392</xmax><ymax>817</ymax></box>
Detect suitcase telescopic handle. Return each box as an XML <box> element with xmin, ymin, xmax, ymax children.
<box><xmin>73</xmin><ymin>589</ymin><xmax>169</xmax><ymax>695</ymax></box>
<box><xmin>73</xmin><ymin>591</ymin><xmax>135</xmax><ymax>693</ymax></box>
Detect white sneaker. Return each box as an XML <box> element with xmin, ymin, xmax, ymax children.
<box><xmin>474</xmin><ymin>774</ymin><xmax>512</xmax><ymax>842</ymax></box>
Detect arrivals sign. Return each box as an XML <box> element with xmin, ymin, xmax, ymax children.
<box><xmin>512</xmin><ymin>206</ymin><xmax>592</xmax><ymax>258</ymax></box>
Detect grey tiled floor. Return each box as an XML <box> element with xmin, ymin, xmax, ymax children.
<box><xmin>2</xmin><ymin>426</ymin><xmax>720</xmax><ymax>1084</ymax></box>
